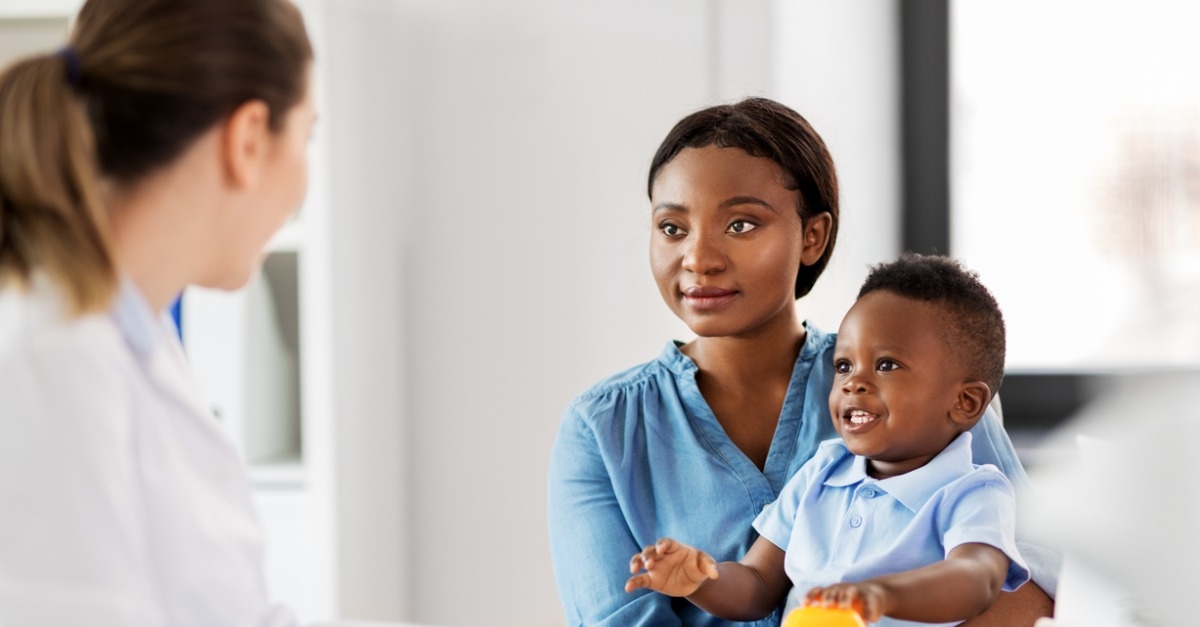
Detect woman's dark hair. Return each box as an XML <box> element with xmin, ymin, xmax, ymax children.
<box><xmin>0</xmin><ymin>0</ymin><xmax>312</xmax><ymax>314</ymax></box>
<box><xmin>647</xmin><ymin>97</ymin><xmax>839</xmax><ymax>298</ymax></box>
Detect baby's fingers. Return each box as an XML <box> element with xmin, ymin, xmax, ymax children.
<box><xmin>625</xmin><ymin>572</ymin><xmax>653</xmax><ymax>593</ymax></box>
<box><xmin>628</xmin><ymin>553</ymin><xmax>644</xmax><ymax>575</ymax></box>
<box><xmin>806</xmin><ymin>585</ymin><xmax>873</xmax><ymax>621</ymax></box>
<box><xmin>654</xmin><ymin>537</ymin><xmax>683</xmax><ymax>553</ymax></box>
<box><xmin>629</xmin><ymin>543</ymin><xmax>663</xmax><ymax>574</ymax></box>
<box><xmin>807</xmin><ymin>585</ymin><xmax>853</xmax><ymax>607</ymax></box>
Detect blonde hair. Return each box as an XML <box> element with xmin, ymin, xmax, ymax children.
<box><xmin>0</xmin><ymin>53</ymin><xmax>113</xmax><ymax>313</ymax></box>
<box><xmin>0</xmin><ymin>0</ymin><xmax>312</xmax><ymax>315</ymax></box>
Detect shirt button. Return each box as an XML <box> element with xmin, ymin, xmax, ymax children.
<box><xmin>849</xmin><ymin>516</ymin><xmax>863</xmax><ymax>528</ymax></box>
<box><xmin>862</xmin><ymin>488</ymin><xmax>877</xmax><ymax>498</ymax></box>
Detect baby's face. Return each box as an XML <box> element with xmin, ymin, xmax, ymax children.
<box><xmin>829</xmin><ymin>290</ymin><xmax>967</xmax><ymax>478</ymax></box>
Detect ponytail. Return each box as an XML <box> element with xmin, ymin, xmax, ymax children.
<box><xmin>0</xmin><ymin>0</ymin><xmax>311</xmax><ymax>317</ymax></box>
<box><xmin>0</xmin><ymin>52</ymin><xmax>116</xmax><ymax>314</ymax></box>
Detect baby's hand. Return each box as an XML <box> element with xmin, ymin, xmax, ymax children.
<box><xmin>624</xmin><ymin>537</ymin><xmax>719</xmax><ymax>597</ymax></box>
<box><xmin>805</xmin><ymin>582</ymin><xmax>889</xmax><ymax>623</ymax></box>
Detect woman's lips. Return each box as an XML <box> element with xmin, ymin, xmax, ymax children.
<box><xmin>683</xmin><ymin>285</ymin><xmax>738</xmax><ymax>311</ymax></box>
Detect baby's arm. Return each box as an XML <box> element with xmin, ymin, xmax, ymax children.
<box><xmin>806</xmin><ymin>542</ymin><xmax>1009</xmax><ymax>623</ymax></box>
<box><xmin>627</xmin><ymin>536</ymin><xmax>791</xmax><ymax>622</ymax></box>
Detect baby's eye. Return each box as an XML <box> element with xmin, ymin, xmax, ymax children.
<box><xmin>877</xmin><ymin>359</ymin><xmax>900</xmax><ymax>372</ymax></box>
<box><xmin>727</xmin><ymin>220</ymin><xmax>757</xmax><ymax>234</ymax></box>
<box><xmin>834</xmin><ymin>360</ymin><xmax>851</xmax><ymax>374</ymax></box>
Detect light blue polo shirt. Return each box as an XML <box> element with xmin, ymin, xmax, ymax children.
<box><xmin>753</xmin><ymin>432</ymin><xmax>1030</xmax><ymax>626</ymax></box>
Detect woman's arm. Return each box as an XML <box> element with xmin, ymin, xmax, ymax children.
<box><xmin>547</xmin><ymin>409</ymin><xmax>682</xmax><ymax>626</ymax></box>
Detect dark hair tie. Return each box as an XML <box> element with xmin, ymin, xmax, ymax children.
<box><xmin>55</xmin><ymin>47</ymin><xmax>82</xmax><ymax>86</ymax></box>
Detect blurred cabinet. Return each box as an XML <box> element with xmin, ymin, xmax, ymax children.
<box><xmin>185</xmin><ymin>241</ymin><xmax>305</xmax><ymax>483</ymax></box>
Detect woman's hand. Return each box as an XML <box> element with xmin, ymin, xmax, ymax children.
<box><xmin>805</xmin><ymin>581</ymin><xmax>891</xmax><ymax>623</ymax></box>
<box><xmin>625</xmin><ymin>537</ymin><xmax>719</xmax><ymax>597</ymax></box>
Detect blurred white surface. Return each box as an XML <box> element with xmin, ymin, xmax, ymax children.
<box><xmin>310</xmin><ymin>622</ymin><xmax>437</xmax><ymax>627</ymax></box>
<box><xmin>1024</xmin><ymin>372</ymin><xmax>1198</xmax><ymax>627</ymax></box>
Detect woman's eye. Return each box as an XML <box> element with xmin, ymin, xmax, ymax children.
<box><xmin>877</xmin><ymin>359</ymin><xmax>900</xmax><ymax>372</ymax></box>
<box><xmin>727</xmin><ymin>220</ymin><xmax>757</xmax><ymax>234</ymax></box>
<box><xmin>834</xmin><ymin>360</ymin><xmax>851</xmax><ymax>374</ymax></box>
<box><xmin>660</xmin><ymin>223</ymin><xmax>684</xmax><ymax>237</ymax></box>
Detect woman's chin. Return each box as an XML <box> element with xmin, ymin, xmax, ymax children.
<box><xmin>681</xmin><ymin>319</ymin><xmax>744</xmax><ymax>338</ymax></box>
<box><xmin>674</xmin><ymin>298</ymin><xmax>802</xmax><ymax>341</ymax></box>
<box><xmin>682</xmin><ymin>316</ymin><xmax>795</xmax><ymax>341</ymax></box>
<box><xmin>197</xmin><ymin>265</ymin><xmax>259</xmax><ymax>293</ymax></box>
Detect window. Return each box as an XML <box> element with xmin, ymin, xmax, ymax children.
<box><xmin>950</xmin><ymin>0</ymin><xmax>1200</xmax><ymax>371</ymax></box>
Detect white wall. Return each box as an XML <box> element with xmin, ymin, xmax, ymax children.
<box><xmin>773</xmin><ymin>0</ymin><xmax>903</xmax><ymax>333</ymax></box>
<box><xmin>321</xmin><ymin>2</ymin><xmax>899</xmax><ymax>624</ymax></box>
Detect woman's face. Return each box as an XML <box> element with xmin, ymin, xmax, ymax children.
<box><xmin>213</xmin><ymin>68</ymin><xmax>316</xmax><ymax>290</ymax></box>
<box><xmin>256</xmin><ymin>73</ymin><xmax>316</xmax><ymax>244</ymax></box>
<box><xmin>649</xmin><ymin>145</ymin><xmax>826</xmax><ymax>338</ymax></box>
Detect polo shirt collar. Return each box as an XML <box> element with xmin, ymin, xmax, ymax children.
<box><xmin>824</xmin><ymin>445</ymin><xmax>869</xmax><ymax>487</ymax></box>
<box><xmin>881</xmin><ymin>432</ymin><xmax>975</xmax><ymax>511</ymax></box>
<box><xmin>823</xmin><ymin>431</ymin><xmax>976</xmax><ymax>512</ymax></box>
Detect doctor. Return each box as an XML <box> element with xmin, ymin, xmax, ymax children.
<box><xmin>0</xmin><ymin>0</ymin><xmax>315</xmax><ymax>625</ymax></box>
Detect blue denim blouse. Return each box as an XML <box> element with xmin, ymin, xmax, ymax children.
<box><xmin>547</xmin><ymin>325</ymin><xmax>1044</xmax><ymax>627</ymax></box>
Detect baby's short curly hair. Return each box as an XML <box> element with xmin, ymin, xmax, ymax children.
<box><xmin>858</xmin><ymin>253</ymin><xmax>1006</xmax><ymax>396</ymax></box>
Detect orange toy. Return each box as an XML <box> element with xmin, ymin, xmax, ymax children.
<box><xmin>782</xmin><ymin>605</ymin><xmax>867</xmax><ymax>627</ymax></box>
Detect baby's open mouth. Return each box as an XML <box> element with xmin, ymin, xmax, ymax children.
<box><xmin>846</xmin><ymin>409</ymin><xmax>878</xmax><ymax>425</ymax></box>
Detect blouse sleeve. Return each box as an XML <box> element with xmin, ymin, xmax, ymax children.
<box><xmin>546</xmin><ymin>404</ymin><xmax>682</xmax><ymax>627</ymax></box>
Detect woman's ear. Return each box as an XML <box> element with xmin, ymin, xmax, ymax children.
<box><xmin>221</xmin><ymin>99</ymin><xmax>271</xmax><ymax>189</ymax></box>
<box><xmin>800</xmin><ymin>211</ymin><xmax>832</xmax><ymax>266</ymax></box>
<box><xmin>951</xmin><ymin>381</ymin><xmax>992</xmax><ymax>427</ymax></box>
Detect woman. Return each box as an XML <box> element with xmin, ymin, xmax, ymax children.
<box><xmin>547</xmin><ymin>98</ymin><xmax>1055</xmax><ymax>626</ymax></box>
<box><xmin>0</xmin><ymin>0</ymin><xmax>314</xmax><ymax>624</ymax></box>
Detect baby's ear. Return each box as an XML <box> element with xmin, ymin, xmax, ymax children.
<box><xmin>950</xmin><ymin>381</ymin><xmax>991</xmax><ymax>427</ymax></box>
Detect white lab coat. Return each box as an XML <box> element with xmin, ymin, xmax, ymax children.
<box><xmin>0</xmin><ymin>276</ymin><xmax>296</xmax><ymax>627</ymax></box>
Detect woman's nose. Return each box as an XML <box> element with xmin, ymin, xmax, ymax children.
<box><xmin>681</xmin><ymin>231</ymin><xmax>726</xmax><ymax>275</ymax></box>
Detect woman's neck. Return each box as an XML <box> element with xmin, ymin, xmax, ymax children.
<box><xmin>106</xmin><ymin>179</ymin><xmax>210</xmax><ymax>312</ymax></box>
<box><xmin>682</xmin><ymin>309</ymin><xmax>807</xmax><ymax>388</ymax></box>
<box><xmin>105</xmin><ymin>131</ymin><xmax>224</xmax><ymax>313</ymax></box>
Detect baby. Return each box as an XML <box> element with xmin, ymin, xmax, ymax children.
<box><xmin>626</xmin><ymin>253</ymin><xmax>1030</xmax><ymax>625</ymax></box>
